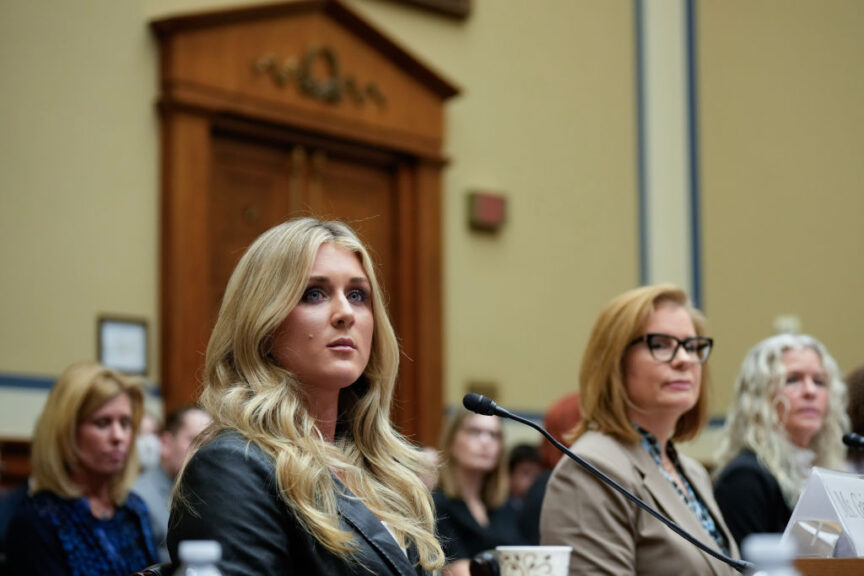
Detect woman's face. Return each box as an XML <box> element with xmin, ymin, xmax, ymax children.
<box><xmin>271</xmin><ymin>243</ymin><xmax>374</xmax><ymax>399</ymax></box>
<box><xmin>75</xmin><ymin>392</ymin><xmax>134</xmax><ymax>478</ymax></box>
<box><xmin>623</xmin><ymin>302</ymin><xmax>702</xmax><ymax>426</ymax></box>
<box><xmin>451</xmin><ymin>414</ymin><xmax>502</xmax><ymax>474</ymax></box>
<box><xmin>778</xmin><ymin>347</ymin><xmax>829</xmax><ymax>448</ymax></box>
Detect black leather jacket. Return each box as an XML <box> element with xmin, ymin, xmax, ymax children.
<box><xmin>167</xmin><ymin>430</ymin><xmax>431</xmax><ymax>576</ymax></box>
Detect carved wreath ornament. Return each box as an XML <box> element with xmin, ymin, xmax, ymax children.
<box><xmin>253</xmin><ymin>46</ymin><xmax>386</xmax><ymax>108</ymax></box>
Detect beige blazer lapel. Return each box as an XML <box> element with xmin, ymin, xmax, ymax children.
<box><xmin>622</xmin><ymin>442</ymin><xmax>731</xmax><ymax>576</ymax></box>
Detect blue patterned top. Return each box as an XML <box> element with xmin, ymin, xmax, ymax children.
<box><xmin>7</xmin><ymin>490</ymin><xmax>158</xmax><ymax>576</ymax></box>
<box><xmin>635</xmin><ymin>425</ymin><xmax>731</xmax><ymax>556</ymax></box>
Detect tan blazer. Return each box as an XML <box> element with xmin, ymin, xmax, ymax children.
<box><xmin>540</xmin><ymin>430</ymin><xmax>740</xmax><ymax>576</ymax></box>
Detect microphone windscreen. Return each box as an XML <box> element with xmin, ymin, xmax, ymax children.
<box><xmin>843</xmin><ymin>432</ymin><xmax>864</xmax><ymax>449</ymax></box>
<box><xmin>463</xmin><ymin>393</ymin><xmax>496</xmax><ymax>416</ymax></box>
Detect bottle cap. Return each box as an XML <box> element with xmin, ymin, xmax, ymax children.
<box><xmin>742</xmin><ymin>533</ymin><xmax>796</xmax><ymax>567</ymax></box>
<box><xmin>178</xmin><ymin>540</ymin><xmax>222</xmax><ymax>564</ymax></box>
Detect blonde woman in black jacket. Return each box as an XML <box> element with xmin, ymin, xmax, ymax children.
<box><xmin>168</xmin><ymin>218</ymin><xmax>444</xmax><ymax>575</ymax></box>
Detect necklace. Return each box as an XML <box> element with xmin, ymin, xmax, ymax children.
<box><xmin>90</xmin><ymin>501</ymin><xmax>114</xmax><ymax>520</ymax></box>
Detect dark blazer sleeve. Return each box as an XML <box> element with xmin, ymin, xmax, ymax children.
<box><xmin>713</xmin><ymin>453</ymin><xmax>791</xmax><ymax>547</ymax></box>
<box><xmin>6</xmin><ymin>500</ymin><xmax>68</xmax><ymax>576</ymax></box>
<box><xmin>167</xmin><ymin>433</ymin><xmax>293</xmax><ymax>576</ymax></box>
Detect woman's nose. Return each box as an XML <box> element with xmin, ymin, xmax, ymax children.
<box><xmin>801</xmin><ymin>378</ymin><xmax>818</xmax><ymax>396</ymax></box>
<box><xmin>331</xmin><ymin>294</ymin><xmax>355</xmax><ymax>328</ymax></box>
<box><xmin>110</xmin><ymin>422</ymin><xmax>126</xmax><ymax>442</ymax></box>
<box><xmin>671</xmin><ymin>344</ymin><xmax>696</xmax><ymax>365</ymax></box>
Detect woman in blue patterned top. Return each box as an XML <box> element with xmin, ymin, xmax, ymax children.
<box><xmin>7</xmin><ymin>361</ymin><xmax>157</xmax><ymax>576</ymax></box>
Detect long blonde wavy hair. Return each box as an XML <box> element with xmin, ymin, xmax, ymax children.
<box><xmin>714</xmin><ymin>334</ymin><xmax>848</xmax><ymax>507</ymax></box>
<box><xmin>192</xmin><ymin>217</ymin><xmax>443</xmax><ymax>569</ymax></box>
<box><xmin>31</xmin><ymin>361</ymin><xmax>144</xmax><ymax>505</ymax></box>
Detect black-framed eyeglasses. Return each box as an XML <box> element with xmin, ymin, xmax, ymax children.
<box><xmin>628</xmin><ymin>333</ymin><xmax>714</xmax><ymax>364</ymax></box>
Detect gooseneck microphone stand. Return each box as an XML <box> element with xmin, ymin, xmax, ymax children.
<box><xmin>462</xmin><ymin>393</ymin><xmax>753</xmax><ymax>573</ymax></box>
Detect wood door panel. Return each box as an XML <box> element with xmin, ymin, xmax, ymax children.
<box><xmin>307</xmin><ymin>153</ymin><xmax>398</xmax><ymax>315</ymax></box>
<box><xmin>210</xmin><ymin>137</ymin><xmax>299</xmax><ymax>320</ymax></box>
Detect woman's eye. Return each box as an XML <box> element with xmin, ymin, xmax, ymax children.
<box><xmin>347</xmin><ymin>288</ymin><xmax>369</xmax><ymax>304</ymax></box>
<box><xmin>302</xmin><ymin>287</ymin><xmax>326</xmax><ymax>303</ymax></box>
<box><xmin>785</xmin><ymin>374</ymin><xmax>801</xmax><ymax>385</ymax></box>
<box><xmin>649</xmin><ymin>338</ymin><xmax>674</xmax><ymax>351</ymax></box>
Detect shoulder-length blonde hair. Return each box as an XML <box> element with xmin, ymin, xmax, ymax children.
<box><xmin>571</xmin><ymin>284</ymin><xmax>710</xmax><ymax>444</ymax></box>
<box><xmin>437</xmin><ymin>409</ymin><xmax>508</xmax><ymax>510</ymax></box>
<box><xmin>30</xmin><ymin>361</ymin><xmax>144</xmax><ymax>505</ymax></box>
<box><xmin>192</xmin><ymin>217</ymin><xmax>443</xmax><ymax>569</ymax></box>
<box><xmin>714</xmin><ymin>334</ymin><xmax>848</xmax><ymax>507</ymax></box>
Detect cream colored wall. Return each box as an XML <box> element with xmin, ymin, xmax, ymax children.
<box><xmin>699</xmin><ymin>0</ymin><xmax>864</xmax><ymax>417</ymax></box>
<box><xmin>0</xmin><ymin>1</ymin><xmax>162</xmax><ymax>435</ymax></box>
<box><xmin>0</xmin><ymin>0</ymin><xmax>639</xmax><ymax>438</ymax></box>
<box><xmin>342</xmin><ymin>0</ymin><xmax>639</xmax><ymax>412</ymax></box>
<box><xmin>8</xmin><ymin>1</ymin><xmax>860</xmax><ymax>454</ymax></box>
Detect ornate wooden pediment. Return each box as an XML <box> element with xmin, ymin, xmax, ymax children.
<box><xmin>152</xmin><ymin>0</ymin><xmax>458</xmax><ymax>158</ymax></box>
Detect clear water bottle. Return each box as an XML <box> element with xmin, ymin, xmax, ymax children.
<box><xmin>175</xmin><ymin>540</ymin><xmax>223</xmax><ymax>576</ymax></box>
<box><xmin>741</xmin><ymin>533</ymin><xmax>800</xmax><ymax>576</ymax></box>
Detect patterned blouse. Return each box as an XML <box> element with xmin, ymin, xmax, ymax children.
<box><xmin>635</xmin><ymin>425</ymin><xmax>730</xmax><ymax>556</ymax></box>
<box><xmin>7</xmin><ymin>490</ymin><xmax>158</xmax><ymax>576</ymax></box>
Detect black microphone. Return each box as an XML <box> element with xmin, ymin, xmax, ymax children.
<box><xmin>462</xmin><ymin>393</ymin><xmax>753</xmax><ymax>573</ymax></box>
<box><xmin>843</xmin><ymin>432</ymin><xmax>864</xmax><ymax>450</ymax></box>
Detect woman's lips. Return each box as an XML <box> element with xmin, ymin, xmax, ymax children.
<box><xmin>665</xmin><ymin>380</ymin><xmax>692</xmax><ymax>390</ymax></box>
<box><xmin>327</xmin><ymin>338</ymin><xmax>356</xmax><ymax>350</ymax></box>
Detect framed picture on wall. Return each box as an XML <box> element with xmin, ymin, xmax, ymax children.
<box><xmin>98</xmin><ymin>315</ymin><xmax>148</xmax><ymax>375</ymax></box>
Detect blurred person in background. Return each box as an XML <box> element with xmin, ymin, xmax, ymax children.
<box><xmin>0</xmin><ymin>447</ymin><xmax>30</xmax><ymax>573</ymax></box>
<box><xmin>135</xmin><ymin>411</ymin><xmax>162</xmax><ymax>473</ymax></box>
<box><xmin>434</xmin><ymin>409</ymin><xmax>526</xmax><ymax>576</ymax></box>
<box><xmin>507</xmin><ymin>443</ymin><xmax>543</xmax><ymax>508</ymax></box>
<box><xmin>133</xmin><ymin>405</ymin><xmax>211</xmax><ymax>562</ymax></box>
<box><xmin>713</xmin><ymin>334</ymin><xmax>848</xmax><ymax>546</ymax></box>
<box><xmin>7</xmin><ymin>361</ymin><xmax>157</xmax><ymax>576</ymax></box>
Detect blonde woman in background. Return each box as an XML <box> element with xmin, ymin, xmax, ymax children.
<box><xmin>541</xmin><ymin>284</ymin><xmax>739</xmax><ymax>576</ymax></box>
<box><xmin>433</xmin><ymin>409</ymin><xmax>525</xmax><ymax>576</ymax></box>
<box><xmin>7</xmin><ymin>361</ymin><xmax>157</xmax><ymax>576</ymax></box>
<box><xmin>713</xmin><ymin>334</ymin><xmax>848</xmax><ymax>546</ymax></box>
<box><xmin>168</xmin><ymin>218</ymin><xmax>444</xmax><ymax>575</ymax></box>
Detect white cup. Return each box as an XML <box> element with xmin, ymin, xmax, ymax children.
<box><xmin>495</xmin><ymin>546</ymin><xmax>572</xmax><ymax>576</ymax></box>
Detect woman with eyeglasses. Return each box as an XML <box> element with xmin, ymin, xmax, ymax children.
<box><xmin>540</xmin><ymin>284</ymin><xmax>739</xmax><ymax>576</ymax></box>
<box><xmin>713</xmin><ymin>334</ymin><xmax>848</xmax><ymax>547</ymax></box>
<box><xmin>433</xmin><ymin>409</ymin><xmax>526</xmax><ymax>576</ymax></box>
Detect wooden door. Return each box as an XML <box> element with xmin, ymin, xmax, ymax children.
<box><xmin>153</xmin><ymin>0</ymin><xmax>457</xmax><ymax>444</ymax></box>
<box><xmin>208</xmin><ymin>130</ymin><xmax>400</xmax><ymax>334</ymax></box>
